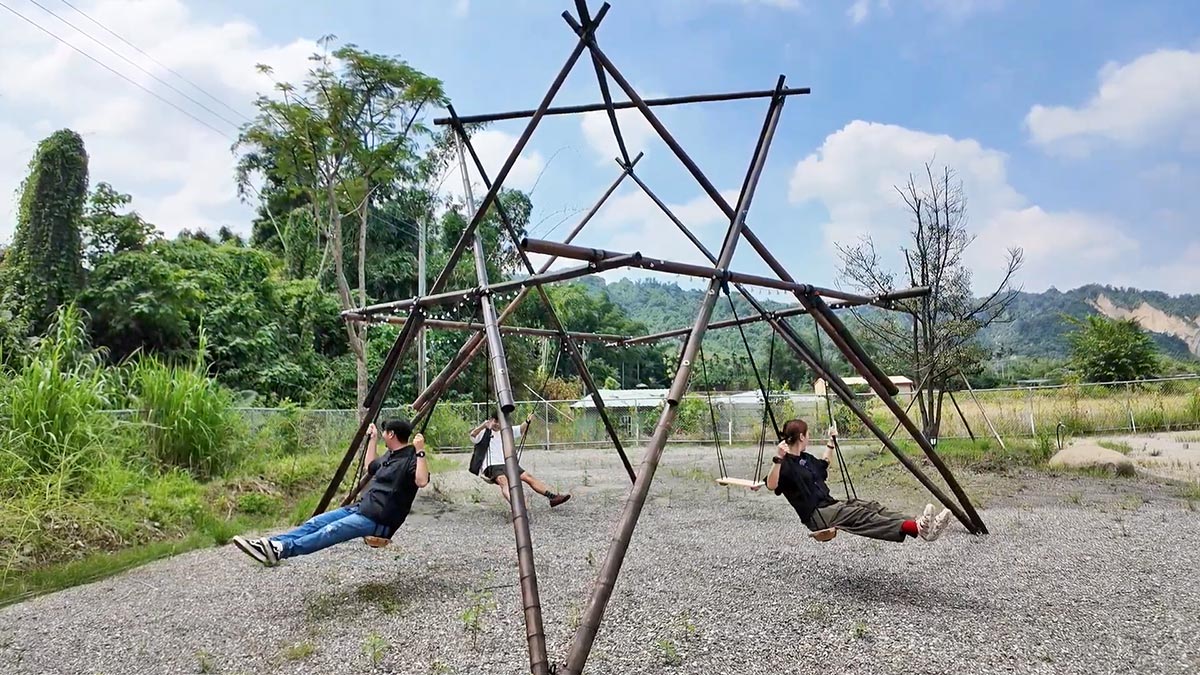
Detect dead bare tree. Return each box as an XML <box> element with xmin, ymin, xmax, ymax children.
<box><xmin>837</xmin><ymin>162</ymin><xmax>1023</xmax><ymax>440</ymax></box>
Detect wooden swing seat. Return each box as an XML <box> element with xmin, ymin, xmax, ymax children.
<box><xmin>808</xmin><ymin>528</ymin><xmax>838</xmax><ymax>542</ymax></box>
<box><xmin>363</xmin><ymin>536</ymin><xmax>391</xmax><ymax>548</ymax></box>
<box><xmin>715</xmin><ymin>477</ymin><xmax>765</xmax><ymax>489</ymax></box>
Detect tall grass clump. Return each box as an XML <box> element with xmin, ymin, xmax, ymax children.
<box><xmin>0</xmin><ymin>306</ymin><xmax>115</xmax><ymax>494</ymax></box>
<box><xmin>130</xmin><ymin>351</ymin><xmax>240</xmax><ymax>479</ymax></box>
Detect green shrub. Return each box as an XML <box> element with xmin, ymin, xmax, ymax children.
<box><xmin>422</xmin><ymin>404</ymin><xmax>473</xmax><ymax>451</ymax></box>
<box><xmin>142</xmin><ymin>470</ymin><xmax>205</xmax><ymax>530</ymax></box>
<box><xmin>263</xmin><ymin>453</ymin><xmax>334</xmax><ymax>493</ymax></box>
<box><xmin>236</xmin><ymin>492</ymin><xmax>281</xmax><ymax>516</ymax></box>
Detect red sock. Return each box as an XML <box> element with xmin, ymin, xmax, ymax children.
<box><xmin>901</xmin><ymin>520</ymin><xmax>918</xmax><ymax>537</ymax></box>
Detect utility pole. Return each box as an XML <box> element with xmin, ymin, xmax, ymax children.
<box><xmin>418</xmin><ymin>211</ymin><xmax>428</xmax><ymax>392</ymax></box>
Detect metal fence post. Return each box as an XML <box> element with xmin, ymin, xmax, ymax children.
<box><xmin>634</xmin><ymin>398</ymin><xmax>641</xmax><ymax>446</ymax></box>
<box><xmin>1127</xmin><ymin>381</ymin><xmax>1136</xmax><ymax>433</ymax></box>
<box><xmin>1026</xmin><ymin>387</ymin><xmax>1036</xmax><ymax>436</ymax></box>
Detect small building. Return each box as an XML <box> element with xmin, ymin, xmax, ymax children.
<box><xmin>570</xmin><ymin>388</ymin><xmax>670</xmax><ymax>412</ymax></box>
<box><xmin>814</xmin><ymin>375</ymin><xmax>915</xmax><ymax>397</ymax></box>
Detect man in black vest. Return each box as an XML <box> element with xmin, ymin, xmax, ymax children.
<box><xmin>232</xmin><ymin>419</ymin><xmax>429</xmax><ymax>566</ymax></box>
<box><xmin>469</xmin><ymin>414</ymin><xmax>571</xmax><ymax>508</ymax></box>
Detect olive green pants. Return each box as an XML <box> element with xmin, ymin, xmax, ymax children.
<box><xmin>804</xmin><ymin>499</ymin><xmax>910</xmax><ymax>542</ymax></box>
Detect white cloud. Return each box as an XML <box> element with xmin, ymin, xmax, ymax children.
<box><xmin>0</xmin><ymin>0</ymin><xmax>317</xmax><ymax>241</ymax></box>
<box><xmin>528</xmin><ymin>184</ymin><xmax>740</xmax><ymax>286</ymax></box>
<box><xmin>1025</xmin><ymin>49</ymin><xmax>1200</xmax><ymax>155</ymax></box>
<box><xmin>785</xmin><ymin>120</ymin><xmax>1182</xmax><ymax>292</ymax></box>
<box><xmin>847</xmin><ymin>0</ymin><xmax>996</xmax><ymax>25</ymax></box>
<box><xmin>580</xmin><ymin>105</ymin><xmax>656</xmax><ymax>165</ymax></box>
<box><xmin>924</xmin><ymin>0</ymin><xmax>1003</xmax><ymax>19</ymax></box>
<box><xmin>440</xmin><ymin>129</ymin><xmax>546</xmax><ymax>206</ymax></box>
<box><xmin>453</xmin><ymin>0</ymin><xmax>470</xmax><ymax>18</ymax></box>
<box><xmin>738</xmin><ymin>0</ymin><xmax>801</xmax><ymax>9</ymax></box>
<box><xmin>848</xmin><ymin>0</ymin><xmax>871</xmax><ymax>24</ymax></box>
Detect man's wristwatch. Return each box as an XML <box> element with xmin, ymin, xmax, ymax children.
<box><xmin>772</xmin><ymin>456</ymin><xmax>783</xmax><ymax>464</ymax></box>
<box><xmin>415</xmin><ymin>451</ymin><xmax>426</xmax><ymax>458</ymax></box>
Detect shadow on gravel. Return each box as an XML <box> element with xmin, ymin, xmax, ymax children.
<box><xmin>820</xmin><ymin>569</ymin><xmax>988</xmax><ymax>612</ymax></box>
<box><xmin>301</xmin><ymin>570</ymin><xmax>466</xmax><ymax>623</ymax></box>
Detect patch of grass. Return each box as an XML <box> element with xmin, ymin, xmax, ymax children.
<box><xmin>1177</xmin><ymin>481</ymin><xmax>1200</xmax><ymax>501</ymax></box>
<box><xmin>850</xmin><ymin>620</ymin><xmax>871</xmax><ymax>641</ymax></box>
<box><xmin>1098</xmin><ymin>440</ymin><xmax>1134</xmax><ymax>455</ymax></box>
<box><xmin>459</xmin><ymin>588</ymin><xmax>495</xmax><ymax>650</ymax></box>
<box><xmin>304</xmin><ymin>590</ymin><xmax>347</xmax><ymax>623</ymax></box>
<box><xmin>677</xmin><ymin>611</ymin><xmax>698</xmax><ymax>639</ymax></box>
<box><xmin>668</xmin><ymin>467</ymin><xmax>710</xmax><ymax>482</ymax></box>
<box><xmin>1117</xmin><ymin>495</ymin><xmax>1147</xmax><ymax>511</ymax></box>
<box><xmin>429</xmin><ymin>660</ymin><xmax>452</xmax><ymax>674</ymax></box>
<box><xmin>656</xmin><ymin>638</ymin><xmax>682</xmax><ymax>666</ymax></box>
<box><xmin>354</xmin><ymin>581</ymin><xmax>410</xmax><ymax>615</ymax></box>
<box><xmin>0</xmin><ymin>533</ymin><xmax>211</xmax><ymax>608</ymax></box>
<box><xmin>882</xmin><ymin>437</ymin><xmax>1054</xmax><ymax>474</ymax></box>
<box><xmin>1064</xmin><ymin>491</ymin><xmax>1084</xmax><ymax>505</ymax></box>
<box><xmin>1067</xmin><ymin>464</ymin><xmax>1137</xmax><ymax>479</ymax></box>
<box><xmin>805</xmin><ymin>602</ymin><xmax>830</xmax><ymax>623</ymax></box>
<box><xmin>424</xmin><ymin>451</ymin><xmax>457</xmax><ymax>475</ymax></box>
<box><xmin>281</xmin><ymin>641</ymin><xmax>317</xmax><ymax>661</ymax></box>
<box><xmin>236</xmin><ymin>492</ymin><xmax>282</xmax><ymax>516</ymax></box>
<box><xmin>261</xmin><ymin>453</ymin><xmax>335</xmax><ymax>495</ymax></box>
<box><xmin>567</xmin><ymin>602</ymin><xmax>582</xmax><ymax>630</ymax></box>
<box><xmin>362</xmin><ymin>632</ymin><xmax>388</xmax><ymax>667</ymax></box>
<box><xmin>196</xmin><ymin>650</ymin><xmax>216</xmax><ymax>673</ymax></box>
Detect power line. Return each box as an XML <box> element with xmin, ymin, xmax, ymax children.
<box><xmin>0</xmin><ymin>0</ymin><xmax>233</xmax><ymax>140</ymax></box>
<box><xmin>27</xmin><ymin>0</ymin><xmax>244</xmax><ymax>129</ymax></box>
<box><xmin>57</xmin><ymin>0</ymin><xmax>249</xmax><ymax>122</ymax></box>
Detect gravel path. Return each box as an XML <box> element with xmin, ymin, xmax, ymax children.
<box><xmin>1</xmin><ymin>445</ymin><xmax>1197</xmax><ymax>675</ymax></box>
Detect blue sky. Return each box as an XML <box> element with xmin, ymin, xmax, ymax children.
<box><xmin>2</xmin><ymin>0</ymin><xmax>1199</xmax><ymax>295</ymax></box>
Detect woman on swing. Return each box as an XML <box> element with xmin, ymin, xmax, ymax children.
<box><xmin>761</xmin><ymin>418</ymin><xmax>952</xmax><ymax>543</ymax></box>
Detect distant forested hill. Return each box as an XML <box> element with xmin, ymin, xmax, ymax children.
<box><xmin>571</xmin><ymin>278</ymin><xmax>1200</xmax><ymax>364</ymax></box>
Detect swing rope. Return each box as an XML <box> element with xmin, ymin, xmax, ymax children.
<box><xmin>698</xmin><ymin>344</ymin><xmax>728</xmax><ymax>479</ymax></box>
<box><xmin>514</xmin><ymin>337</ymin><xmax>562</xmax><ymax>462</ymax></box>
<box><xmin>419</xmin><ymin>304</ymin><xmax>481</xmax><ymax>435</ymax></box>
<box><xmin>723</xmin><ymin>286</ymin><xmax>780</xmax><ymax>438</ymax></box>
<box><xmin>812</xmin><ymin>313</ymin><xmax>857</xmax><ymax>501</ymax></box>
<box><xmin>751</xmin><ymin>327</ymin><xmax>778</xmax><ymax>484</ymax></box>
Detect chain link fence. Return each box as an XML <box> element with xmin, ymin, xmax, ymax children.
<box><xmin>205</xmin><ymin>375</ymin><xmax>1200</xmax><ymax>453</ymax></box>
<box><xmin>96</xmin><ymin>376</ymin><xmax>1200</xmax><ymax>453</ymax></box>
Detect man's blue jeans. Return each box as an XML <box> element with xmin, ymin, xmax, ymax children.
<box><xmin>270</xmin><ymin>506</ymin><xmax>393</xmax><ymax>559</ymax></box>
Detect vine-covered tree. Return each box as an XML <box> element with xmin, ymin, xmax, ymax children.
<box><xmin>837</xmin><ymin>163</ymin><xmax>1023</xmax><ymax>440</ymax></box>
<box><xmin>1066</xmin><ymin>315</ymin><xmax>1159</xmax><ymax>383</ymax></box>
<box><xmin>0</xmin><ymin>129</ymin><xmax>90</xmax><ymax>334</ymax></box>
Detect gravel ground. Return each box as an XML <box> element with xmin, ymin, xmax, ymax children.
<box><xmin>1</xmin><ymin>444</ymin><xmax>1197</xmax><ymax>675</ymax></box>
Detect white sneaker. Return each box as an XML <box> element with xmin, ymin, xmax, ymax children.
<box><xmin>919</xmin><ymin>508</ymin><xmax>953</xmax><ymax>542</ymax></box>
<box><xmin>915</xmin><ymin>504</ymin><xmax>936</xmax><ymax>540</ymax></box>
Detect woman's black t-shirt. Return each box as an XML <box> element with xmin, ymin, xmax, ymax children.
<box><xmin>772</xmin><ymin>451</ymin><xmax>837</xmax><ymax>524</ymax></box>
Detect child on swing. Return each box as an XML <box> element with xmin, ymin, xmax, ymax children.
<box><xmin>760</xmin><ymin>418</ymin><xmax>952</xmax><ymax>542</ymax></box>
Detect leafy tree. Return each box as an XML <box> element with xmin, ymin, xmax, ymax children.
<box><xmin>236</xmin><ymin>39</ymin><xmax>447</xmax><ymax>412</ymax></box>
<box><xmin>0</xmin><ymin>130</ymin><xmax>89</xmax><ymax>334</ymax></box>
<box><xmin>837</xmin><ymin>163</ymin><xmax>1023</xmax><ymax>439</ymax></box>
<box><xmin>80</xmin><ymin>239</ymin><xmax>336</xmax><ymax>403</ymax></box>
<box><xmin>1066</xmin><ymin>315</ymin><xmax>1159</xmax><ymax>382</ymax></box>
<box><xmin>81</xmin><ymin>182</ymin><xmax>159</xmax><ymax>268</ymax></box>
